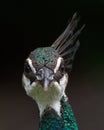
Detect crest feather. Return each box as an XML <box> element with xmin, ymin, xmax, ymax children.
<box><xmin>51</xmin><ymin>12</ymin><xmax>85</xmax><ymax>71</ymax></box>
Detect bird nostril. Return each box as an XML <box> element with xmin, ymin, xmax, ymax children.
<box><xmin>38</xmin><ymin>69</ymin><xmax>43</xmax><ymax>74</ymax></box>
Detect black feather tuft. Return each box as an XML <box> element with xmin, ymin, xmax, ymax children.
<box><xmin>51</xmin><ymin>12</ymin><xmax>85</xmax><ymax>71</ymax></box>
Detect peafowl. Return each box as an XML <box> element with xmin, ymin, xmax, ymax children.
<box><xmin>22</xmin><ymin>13</ymin><xmax>84</xmax><ymax>130</ymax></box>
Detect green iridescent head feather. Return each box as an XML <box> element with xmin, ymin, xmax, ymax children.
<box><xmin>30</xmin><ymin>47</ymin><xmax>59</xmax><ymax>70</ymax></box>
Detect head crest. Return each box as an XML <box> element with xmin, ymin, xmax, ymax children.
<box><xmin>51</xmin><ymin>12</ymin><xmax>85</xmax><ymax>71</ymax></box>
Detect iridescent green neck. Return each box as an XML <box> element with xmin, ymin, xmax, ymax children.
<box><xmin>61</xmin><ymin>97</ymin><xmax>78</xmax><ymax>130</ymax></box>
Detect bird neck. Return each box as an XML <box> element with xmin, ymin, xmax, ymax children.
<box><xmin>37</xmin><ymin>92</ymin><xmax>68</xmax><ymax>117</ymax></box>
<box><xmin>39</xmin><ymin>96</ymin><xmax>67</xmax><ymax>117</ymax></box>
<box><xmin>39</xmin><ymin>96</ymin><xmax>78</xmax><ymax>130</ymax></box>
<box><xmin>30</xmin><ymin>80</ymin><xmax>68</xmax><ymax>117</ymax></box>
<box><xmin>38</xmin><ymin>98</ymin><xmax>62</xmax><ymax>117</ymax></box>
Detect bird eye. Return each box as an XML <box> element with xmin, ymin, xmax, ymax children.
<box><xmin>24</xmin><ymin>61</ymin><xmax>32</xmax><ymax>73</ymax></box>
<box><xmin>59</xmin><ymin>62</ymin><xmax>65</xmax><ymax>72</ymax></box>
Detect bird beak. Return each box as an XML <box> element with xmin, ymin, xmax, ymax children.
<box><xmin>42</xmin><ymin>77</ymin><xmax>50</xmax><ymax>91</ymax></box>
<box><xmin>36</xmin><ymin>67</ymin><xmax>54</xmax><ymax>91</ymax></box>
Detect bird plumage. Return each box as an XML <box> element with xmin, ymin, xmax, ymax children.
<box><xmin>22</xmin><ymin>12</ymin><xmax>84</xmax><ymax>130</ymax></box>
<box><xmin>51</xmin><ymin>12</ymin><xmax>85</xmax><ymax>71</ymax></box>
<box><xmin>39</xmin><ymin>96</ymin><xmax>78</xmax><ymax>130</ymax></box>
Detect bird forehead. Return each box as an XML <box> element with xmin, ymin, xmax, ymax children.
<box><xmin>29</xmin><ymin>47</ymin><xmax>59</xmax><ymax>69</ymax></box>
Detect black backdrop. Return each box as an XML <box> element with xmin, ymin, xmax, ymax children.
<box><xmin>0</xmin><ymin>1</ymin><xmax>104</xmax><ymax>130</ymax></box>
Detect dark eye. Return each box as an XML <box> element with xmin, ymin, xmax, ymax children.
<box><xmin>59</xmin><ymin>62</ymin><xmax>65</xmax><ymax>72</ymax></box>
<box><xmin>24</xmin><ymin>61</ymin><xmax>32</xmax><ymax>73</ymax></box>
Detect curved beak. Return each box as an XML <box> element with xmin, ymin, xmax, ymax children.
<box><xmin>36</xmin><ymin>67</ymin><xmax>54</xmax><ymax>91</ymax></box>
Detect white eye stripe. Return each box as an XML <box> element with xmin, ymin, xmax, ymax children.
<box><xmin>27</xmin><ymin>58</ymin><xmax>36</xmax><ymax>74</ymax></box>
<box><xmin>54</xmin><ymin>57</ymin><xmax>62</xmax><ymax>73</ymax></box>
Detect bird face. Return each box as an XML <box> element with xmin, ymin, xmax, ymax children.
<box><xmin>22</xmin><ymin>47</ymin><xmax>68</xmax><ymax>100</ymax></box>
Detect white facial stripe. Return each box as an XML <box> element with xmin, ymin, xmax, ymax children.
<box><xmin>27</xmin><ymin>58</ymin><xmax>36</xmax><ymax>74</ymax></box>
<box><xmin>54</xmin><ymin>57</ymin><xmax>62</xmax><ymax>73</ymax></box>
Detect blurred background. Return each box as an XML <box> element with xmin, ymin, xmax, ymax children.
<box><xmin>0</xmin><ymin>0</ymin><xmax>104</xmax><ymax>130</ymax></box>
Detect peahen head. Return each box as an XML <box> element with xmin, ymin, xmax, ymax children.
<box><xmin>22</xmin><ymin>13</ymin><xmax>84</xmax><ymax>117</ymax></box>
<box><xmin>22</xmin><ymin>46</ymin><xmax>68</xmax><ymax>116</ymax></box>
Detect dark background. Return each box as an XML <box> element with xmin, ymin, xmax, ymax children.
<box><xmin>0</xmin><ymin>0</ymin><xmax>104</xmax><ymax>130</ymax></box>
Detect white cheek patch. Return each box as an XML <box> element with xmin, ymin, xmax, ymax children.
<box><xmin>59</xmin><ymin>73</ymin><xmax>68</xmax><ymax>88</ymax></box>
<box><xmin>54</xmin><ymin>57</ymin><xmax>62</xmax><ymax>73</ymax></box>
<box><xmin>54</xmin><ymin>73</ymin><xmax>68</xmax><ymax>94</ymax></box>
<box><xmin>59</xmin><ymin>73</ymin><xmax>68</xmax><ymax>101</ymax></box>
<box><xmin>27</xmin><ymin>58</ymin><xmax>36</xmax><ymax>74</ymax></box>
